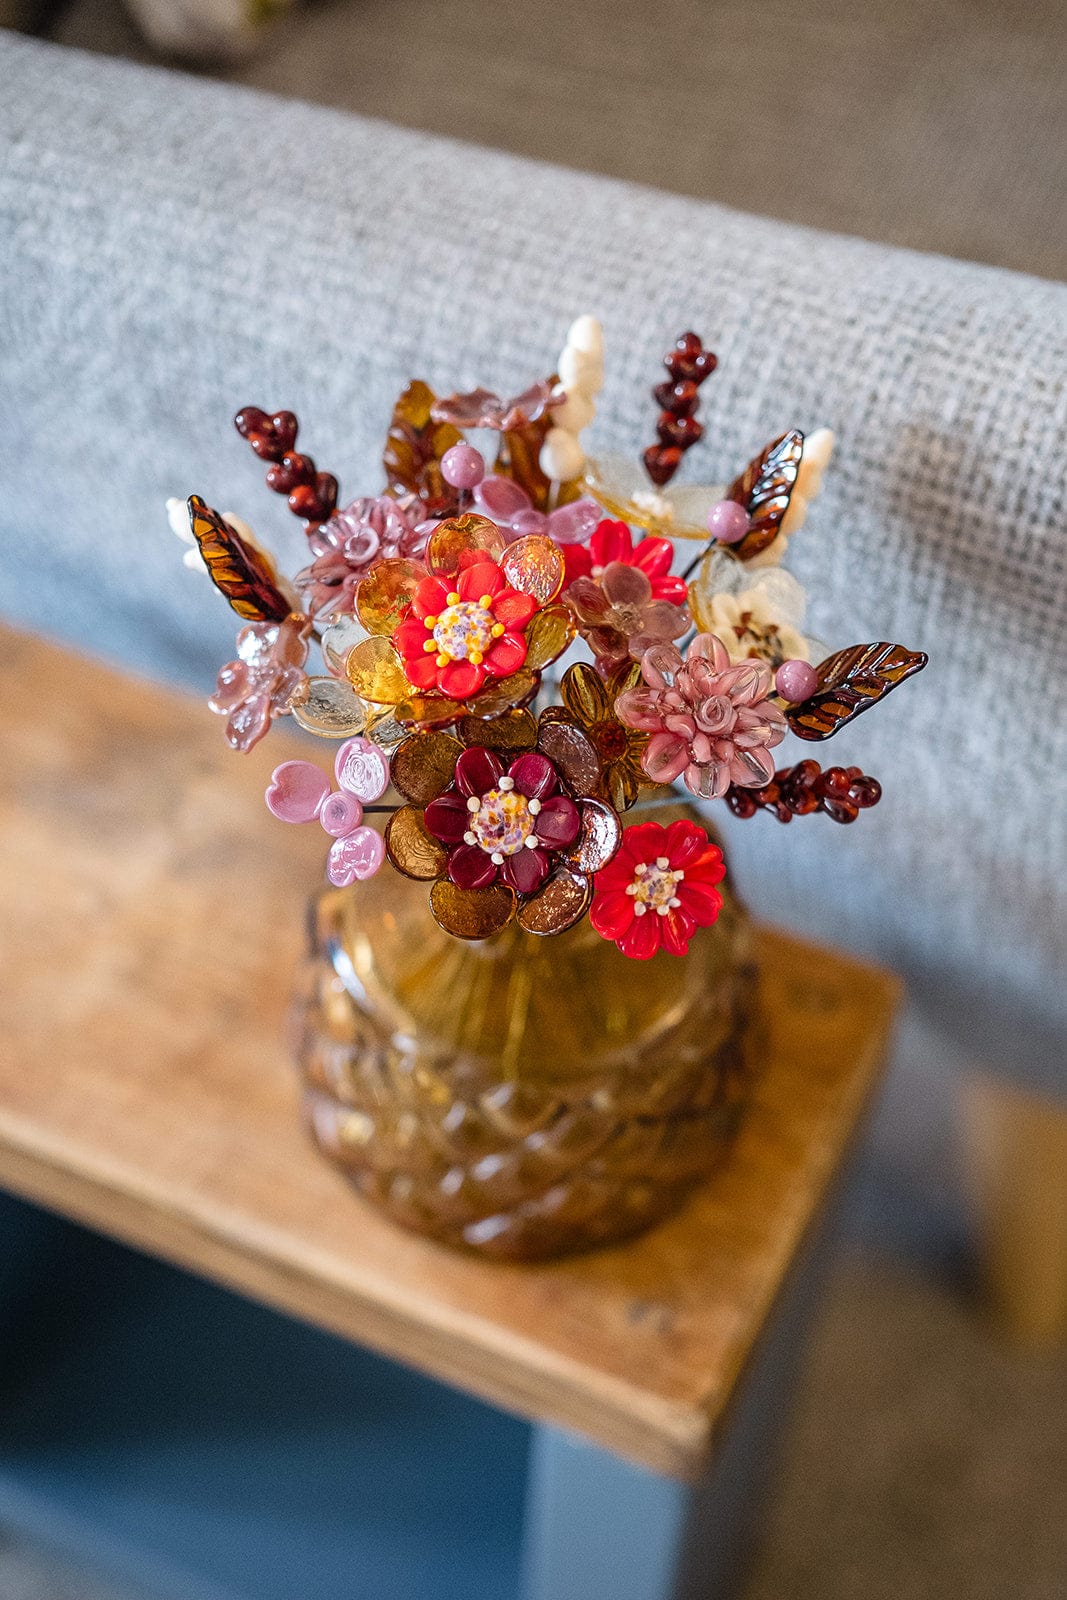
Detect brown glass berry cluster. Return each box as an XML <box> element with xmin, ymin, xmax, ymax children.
<box><xmin>643</xmin><ymin>332</ymin><xmax>718</xmax><ymax>487</ymax></box>
<box><xmin>726</xmin><ymin>761</ymin><xmax>882</xmax><ymax>824</ymax></box>
<box><xmin>234</xmin><ymin>407</ymin><xmax>338</xmax><ymax>526</ymax></box>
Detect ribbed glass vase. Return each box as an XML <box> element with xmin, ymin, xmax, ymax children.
<box><xmin>293</xmin><ymin>815</ymin><xmax>756</xmax><ymax>1260</ymax></box>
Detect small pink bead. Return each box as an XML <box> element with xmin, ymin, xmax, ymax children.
<box><xmin>319</xmin><ymin>791</ymin><xmax>364</xmax><ymax>838</ymax></box>
<box><xmin>441</xmin><ymin>443</ymin><xmax>485</xmax><ymax>490</ymax></box>
<box><xmin>707</xmin><ymin>499</ymin><xmax>750</xmax><ymax>544</ymax></box>
<box><xmin>775</xmin><ymin>658</ymin><xmax>819</xmax><ymax>702</ymax></box>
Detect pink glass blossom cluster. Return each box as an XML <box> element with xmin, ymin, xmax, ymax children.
<box><xmin>297</xmin><ymin>497</ymin><xmax>431</xmax><ymax>616</ymax></box>
<box><xmin>265</xmin><ymin>736</ymin><xmax>390</xmax><ymax>885</ymax></box>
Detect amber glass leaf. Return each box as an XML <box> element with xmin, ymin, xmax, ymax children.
<box><xmin>604</xmin><ymin>760</ymin><xmax>642</xmax><ymax>813</ymax></box>
<box><xmin>725</xmin><ymin>431</ymin><xmax>804</xmax><ymax>561</ymax></box>
<box><xmin>391</xmin><ymin>730</ymin><xmax>462</xmax><ymax>804</ymax></box>
<box><xmin>355</xmin><ymin>559</ymin><xmax>424</xmax><ymax>637</ymax></box>
<box><xmin>561</xmin><ymin>799</ymin><xmax>622</xmax><ymax>873</ymax></box>
<box><xmin>393</xmin><ymin>695</ymin><xmax>465</xmax><ymax>729</ymax></box>
<box><xmin>385</xmin><ymin>805</ymin><xmax>449</xmax><ymax>880</ymax></box>
<box><xmin>536</xmin><ymin>716</ymin><xmax>600</xmax><ymax>797</ymax></box>
<box><xmin>560</xmin><ymin>661</ymin><xmax>610</xmax><ymax>724</ymax></box>
<box><xmin>786</xmin><ymin>641</ymin><xmax>929</xmax><ymax>741</ymax></box>
<box><xmin>290</xmin><ymin>677</ymin><xmax>368</xmax><ymax>739</ymax></box>
<box><xmin>517</xmin><ymin>869</ymin><xmax>593</xmax><ymax>935</ymax></box>
<box><xmin>501</xmin><ymin>536</ymin><xmax>565</xmax><ymax>605</ymax></box>
<box><xmin>382</xmin><ymin>380</ymin><xmax>463</xmax><ymax>517</ymax></box>
<box><xmin>523</xmin><ymin>604</ymin><xmax>575</xmax><ymax>670</ymax></box>
<box><xmin>429</xmin><ymin>879</ymin><xmax>516</xmax><ymax>940</ymax></box>
<box><xmin>495</xmin><ymin>395</ymin><xmax>554</xmax><ymax>513</ymax></box>
<box><xmin>456</xmin><ymin>708</ymin><xmax>538</xmax><ymax>751</ymax></box>
<box><xmin>427</xmin><ymin>514</ymin><xmax>506</xmax><ymax>576</ymax></box>
<box><xmin>467</xmin><ymin>669</ymin><xmax>538</xmax><ymax>717</ymax></box>
<box><xmin>187</xmin><ymin>496</ymin><xmax>292</xmax><ymax>623</ymax></box>
<box><xmin>345</xmin><ymin>636</ymin><xmax>411</xmax><ymax>704</ymax></box>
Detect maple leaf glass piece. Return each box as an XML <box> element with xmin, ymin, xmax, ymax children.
<box><xmin>785</xmin><ymin>642</ymin><xmax>929</xmax><ymax>741</ymax></box>
<box><xmin>382</xmin><ymin>380</ymin><xmax>463</xmax><ymax>516</ymax></box>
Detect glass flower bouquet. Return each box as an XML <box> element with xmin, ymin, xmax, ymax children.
<box><xmin>172</xmin><ymin>319</ymin><xmax>926</xmax><ymax>1257</ymax></box>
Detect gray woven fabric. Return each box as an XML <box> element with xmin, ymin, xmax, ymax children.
<box><xmin>1</xmin><ymin>34</ymin><xmax>1064</xmax><ymax>1094</ymax></box>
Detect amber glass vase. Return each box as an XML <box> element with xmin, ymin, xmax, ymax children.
<box><xmin>293</xmin><ymin>814</ymin><xmax>756</xmax><ymax>1260</ymax></box>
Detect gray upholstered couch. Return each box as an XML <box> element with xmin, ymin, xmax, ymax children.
<box><xmin>2</xmin><ymin>33</ymin><xmax>1065</xmax><ymax>1241</ymax></box>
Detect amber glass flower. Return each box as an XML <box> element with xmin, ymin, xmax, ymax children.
<box><xmin>559</xmin><ymin>661</ymin><xmax>650</xmax><ymax>811</ymax></box>
<box><xmin>385</xmin><ymin>711</ymin><xmax>622</xmax><ymax>939</ymax></box>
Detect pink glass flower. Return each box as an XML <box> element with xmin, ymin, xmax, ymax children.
<box><xmin>565</xmin><ymin>563</ymin><xmax>690</xmax><ymax>676</ymax></box>
<box><xmin>560</xmin><ymin>519</ymin><xmax>688</xmax><ymax>604</ymax></box>
<box><xmin>296</xmin><ymin>496</ymin><xmax>430</xmax><ymax>616</ymax></box>
<box><xmin>472</xmin><ymin>473</ymin><xmax>601</xmax><ymax>547</ymax></box>
<box><xmin>265</xmin><ymin>736</ymin><xmax>390</xmax><ymax>886</ymax></box>
<box><xmin>209</xmin><ymin>615</ymin><xmax>311</xmax><ymax>753</ymax></box>
<box><xmin>590</xmin><ymin>818</ymin><xmax>725</xmax><ymax>959</ymax></box>
<box><xmin>430</xmin><ymin>381</ymin><xmax>559</xmax><ymax>432</ymax></box>
<box><xmin>615</xmin><ymin>633</ymin><xmax>787</xmax><ymax>798</ymax></box>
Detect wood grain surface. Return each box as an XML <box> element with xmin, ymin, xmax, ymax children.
<box><xmin>0</xmin><ymin>626</ymin><xmax>899</xmax><ymax>1479</ymax></box>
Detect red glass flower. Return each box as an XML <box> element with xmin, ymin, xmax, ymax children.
<box><xmin>393</xmin><ymin>558</ymin><xmax>536</xmax><ymax>701</ymax></box>
<box><xmin>562</xmin><ymin>519</ymin><xmax>687</xmax><ymax>604</ymax></box>
<box><xmin>590</xmin><ymin>818</ymin><xmax>725</xmax><ymax>959</ymax></box>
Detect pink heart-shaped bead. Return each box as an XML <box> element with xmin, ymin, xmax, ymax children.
<box><xmin>327</xmin><ymin>827</ymin><xmax>385</xmax><ymax>886</ymax></box>
<box><xmin>335</xmin><ymin>737</ymin><xmax>390</xmax><ymax>801</ymax></box>
<box><xmin>266</xmin><ymin>761</ymin><xmax>330</xmax><ymax>823</ymax></box>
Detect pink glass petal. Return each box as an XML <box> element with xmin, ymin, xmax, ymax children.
<box><xmin>546</xmin><ymin>499</ymin><xmax>600</xmax><ymax>545</ymax></box>
<box><xmin>265</xmin><ymin>760</ymin><xmax>330</xmax><ymax>823</ymax></box>
<box><xmin>326</xmin><ymin>826</ymin><xmax>385</xmax><ymax>886</ymax></box>
<box><xmin>319</xmin><ymin>791</ymin><xmax>364</xmax><ymax>838</ymax></box>
<box><xmin>455</xmin><ymin>745</ymin><xmax>505</xmax><ymax>797</ymax></box>
<box><xmin>473</xmin><ymin>474</ymin><xmax>532</xmax><ymax>522</ymax></box>
<box><xmin>643</xmin><ymin>732</ymin><xmax>690</xmax><ymax>784</ymax></box>
<box><xmin>600</xmin><ymin>561</ymin><xmax>652</xmax><ymax>608</ymax></box>
<box><xmin>335</xmin><ymin>736</ymin><xmax>391</xmax><ymax>801</ymax></box>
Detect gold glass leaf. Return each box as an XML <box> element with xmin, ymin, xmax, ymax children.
<box><xmin>320</xmin><ymin>613</ymin><xmax>368</xmax><ymax>677</ymax></box>
<box><xmin>427</xmin><ymin>514</ymin><xmax>506</xmax><ymax>576</ymax></box>
<box><xmin>466</xmin><ymin>669</ymin><xmax>538</xmax><ymax>717</ymax></box>
<box><xmin>345</xmin><ymin>636</ymin><xmax>411</xmax><ymax>705</ymax></box>
<box><xmin>560</xmin><ymin>661</ymin><xmax>610</xmax><ymax>724</ymax></box>
<box><xmin>355</xmin><ymin>559</ymin><xmax>425</xmax><ymax>637</ymax></box>
<box><xmin>391</xmin><ymin>730</ymin><xmax>462</xmax><ymax>804</ymax></box>
<box><xmin>429</xmin><ymin>879</ymin><xmax>516</xmax><ymax>940</ymax></box>
<box><xmin>384</xmin><ymin>805</ymin><xmax>448</xmax><ymax>880</ymax></box>
<box><xmin>455</xmin><ymin>708</ymin><xmax>538</xmax><ymax>751</ymax></box>
<box><xmin>517</xmin><ymin>869</ymin><xmax>593</xmax><ymax>936</ymax></box>
<box><xmin>289</xmin><ymin>677</ymin><xmax>368</xmax><ymax>738</ymax></box>
<box><xmin>365</xmin><ymin>709</ymin><xmax>408</xmax><ymax>752</ymax></box>
<box><xmin>500</xmin><ymin>536</ymin><xmax>565</xmax><ymax>604</ymax></box>
<box><xmin>536</xmin><ymin>716</ymin><xmax>601</xmax><ymax>797</ymax></box>
<box><xmin>523</xmin><ymin>604</ymin><xmax>575</xmax><ymax>670</ymax></box>
<box><xmin>560</xmin><ymin>799</ymin><xmax>622</xmax><ymax>873</ymax></box>
<box><xmin>393</xmin><ymin>695</ymin><xmax>465</xmax><ymax>729</ymax></box>
<box><xmin>382</xmin><ymin>379</ymin><xmax>462</xmax><ymax>517</ymax></box>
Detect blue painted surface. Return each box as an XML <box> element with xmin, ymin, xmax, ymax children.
<box><xmin>0</xmin><ymin>1194</ymin><xmax>529</xmax><ymax>1600</ymax></box>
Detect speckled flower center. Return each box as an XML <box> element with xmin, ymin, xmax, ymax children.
<box><xmin>632</xmin><ymin>862</ymin><xmax>679</xmax><ymax>911</ymax></box>
<box><xmin>432</xmin><ymin>601</ymin><xmax>494</xmax><ymax>661</ymax></box>
<box><xmin>469</xmin><ymin>788</ymin><xmax>534</xmax><ymax>856</ymax></box>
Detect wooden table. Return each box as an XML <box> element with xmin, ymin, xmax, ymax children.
<box><xmin>0</xmin><ymin>626</ymin><xmax>899</xmax><ymax>1600</ymax></box>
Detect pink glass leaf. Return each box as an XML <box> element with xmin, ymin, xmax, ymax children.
<box><xmin>327</xmin><ymin>826</ymin><xmax>385</xmax><ymax>886</ymax></box>
<box><xmin>335</xmin><ymin>736</ymin><xmax>391</xmax><ymax>801</ymax></box>
<box><xmin>265</xmin><ymin>761</ymin><xmax>330</xmax><ymax>823</ymax></box>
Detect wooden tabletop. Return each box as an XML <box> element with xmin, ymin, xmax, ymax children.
<box><xmin>0</xmin><ymin>625</ymin><xmax>898</xmax><ymax>1480</ymax></box>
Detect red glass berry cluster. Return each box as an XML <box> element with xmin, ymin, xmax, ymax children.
<box><xmin>234</xmin><ymin>407</ymin><xmax>339</xmax><ymax>526</ymax></box>
<box><xmin>726</xmin><ymin>761</ymin><xmax>882</xmax><ymax>824</ymax></box>
<box><xmin>643</xmin><ymin>332</ymin><xmax>718</xmax><ymax>487</ymax></box>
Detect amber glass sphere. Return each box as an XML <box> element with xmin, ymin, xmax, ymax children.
<box><xmin>293</xmin><ymin>812</ymin><xmax>755</xmax><ymax>1260</ymax></box>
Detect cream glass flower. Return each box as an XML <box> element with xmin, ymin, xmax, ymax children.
<box><xmin>691</xmin><ymin>550</ymin><xmax>812</xmax><ymax>667</ymax></box>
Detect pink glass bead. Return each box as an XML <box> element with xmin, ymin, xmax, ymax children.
<box><xmin>707</xmin><ymin>500</ymin><xmax>750</xmax><ymax>544</ymax></box>
<box><xmin>327</xmin><ymin>826</ymin><xmax>385</xmax><ymax>886</ymax></box>
<box><xmin>441</xmin><ymin>443</ymin><xmax>485</xmax><ymax>490</ymax></box>
<box><xmin>265</xmin><ymin>760</ymin><xmax>330</xmax><ymax>823</ymax></box>
<box><xmin>335</xmin><ymin>737</ymin><xmax>390</xmax><ymax>801</ymax></box>
<box><xmin>319</xmin><ymin>791</ymin><xmax>364</xmax><ymax>838</ymax></box>
<box><xmin>775</xmin><ymin>658</ymin><xmax>819</xmax><ymax>702</ymax></box>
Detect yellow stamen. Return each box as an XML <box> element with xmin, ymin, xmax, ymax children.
<box><xmin>422</xmin><ymin>639</ymin><xmax>437</xmax><ymax>653</ymax></box>
<box><xmin>478</xmin><ymin>594</ymin><xmax>493</xmax><ymax>608</ymax></box>
<box><xmin>436</xmin><ymin>652</ymin><xmax>450</xmax><ymax>667</ymax></box>
<box><xmin>446</xmin><ymin>591</ymin><xmax>461</xmax><ymax>605</ymax></box>
<box><xmin>469</xmin><ymin>650</ymin><xmax>484</xmax><ymax>666</ymax></box>
<box><xmin>491</xmin><ymin>623</ymin><xmax>505</xmax><ymax>638</ymax></box>
<box><xmin>423</xmin><ymin>614</ymin><xmax>437</xmax><ymax>628</ymax></box>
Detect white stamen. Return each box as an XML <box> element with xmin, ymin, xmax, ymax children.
<box><xmin>524</xmin><ymin>836</ymin><xmax>540</xmax><ymax>849</ymax></box>
<box><xmin>633</xmin><ymin>902</ymin><xmax>647</xmax><ymax>916</ymax></box>
<box><xmin>491</xmin><ymin>852</ymin><xmax>504</xmax><ymax>865</ymax></box>
<box><xmin>656</xmin><ymin>905</ymin><xmax>669</xmax><ymax>916</ymax></box>
<box><xmin>464</xmin><ymin>831</ymin><xmax>477</xmax><ymax>845</ymax></box>
<box><xmin>528</xmin><ymin>797</ymin><xmax>542</xmax><ymax>815</ymax></box>
<box><xmin>655</xmin><ymin>856</ymin><xmax>669</xmax><ymax>869</ymax></box>
<box><xmin>668</xmin><ymin>895</ymin><xmax>681</xmax><ymax>908</ymax></box>
<box><xmin>625</xmin><ymin>883</ymin><xmax>637</xmax><ymax>895</ymax></box>
<box><xmin>499</xmin><ymin>776</ymin><xmax>515</xmax><ymax>791</ymax></box>
<box><xmin>466</xmin><ymin>796</ymin><xmax>480</xmax><ymax>813</ymax></box>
